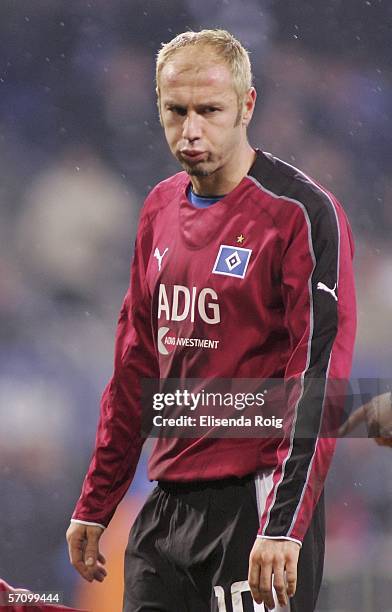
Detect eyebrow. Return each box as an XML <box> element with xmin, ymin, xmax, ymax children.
<box><xmin>163</xmin><ymin>101</ymin><xmax>223</xmax><ymax>110</ymax></box>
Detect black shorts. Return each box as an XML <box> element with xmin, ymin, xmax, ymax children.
<box><xmin>123</xmin><ymin>472</ymin><xmax>325</xmax><ymax>612</ymax></box>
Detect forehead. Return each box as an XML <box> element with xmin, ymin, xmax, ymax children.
<box><xmin>159</xmin><ymin>46</ymin><xmax>236</xmax><ymax>99</ymax></box>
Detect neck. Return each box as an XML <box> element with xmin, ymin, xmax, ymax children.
<box><xmin>190</xmin><ymin>142</ymin><xmax>256</xmax><ymax>196</ymax></box>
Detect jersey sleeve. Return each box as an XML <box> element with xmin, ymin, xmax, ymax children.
<box><xmin>258</xmin><ymin>194</ymin><xmax>356</xmax><ymax>543</ymax></box>
<box><xmin>71</xmin><ymin>212</ymin><xmax>158</xmax><ymax>527</ymax></box>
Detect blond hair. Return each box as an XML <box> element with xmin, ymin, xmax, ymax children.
<box><xmin>156</xmin><ymin>29</ymin><xmax>253</xmax><ymax>109</ymax></box>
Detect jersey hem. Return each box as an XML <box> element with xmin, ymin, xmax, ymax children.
<box><xmin>70</xmin><ymin>518</ymin><xmax>106</xmax><ymax>530</ymax></box>
<box><xmin>257</xmin><ymin>534</ymin><xmax>302</xmax><ymax>547</ymax></box>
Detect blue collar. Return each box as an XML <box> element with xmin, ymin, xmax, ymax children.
<box><xmin>188</xmin><ymin>187</ymin><xmax>223</xmax><ymax>209</ymax></box>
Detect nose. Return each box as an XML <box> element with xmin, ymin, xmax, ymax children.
<box><xmin>182</xmin><ymin>111</ymin><xmax>202</xmax><ymax>142</ymax></box>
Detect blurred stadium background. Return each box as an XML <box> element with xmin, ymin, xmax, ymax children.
<box><xmin>0</xmin><ymin>1</ymin><xmax>391</xmax><ymax>610</ymax></box>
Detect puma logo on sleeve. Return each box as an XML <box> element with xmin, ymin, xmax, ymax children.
<box><xmin>317</xmin><ymin>282</ymin><xmax>338</xmax><ymax>301</ymax></box>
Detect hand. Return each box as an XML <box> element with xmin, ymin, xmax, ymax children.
<box><xmin>66</xmin><ymin>522</ymin><xmax>107</xmax><ymax>582</ymax></box>
<box><xmin>338</xmin><ymin>391</ymin><xmax>392</xmax><ymax>447</ymax></box>
<box><xmin>248</xmin><ymin>538</ymin><xmax>300</xmax><ymax>609</ymax></box>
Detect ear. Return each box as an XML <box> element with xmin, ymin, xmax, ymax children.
<box><xmin>241</xmin><ymin>87</ymin><xmax>257</xmax><ymax>126</ymax></box>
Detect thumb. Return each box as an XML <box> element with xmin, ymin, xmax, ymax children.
<box><xmin>85</xmin><ymin>555</ymin><xmax>95</xmax><ymax>567</ymax></box>
<box><xmin>84</xmin><ymin>530</ymin><xmax>101</xmax><ymax>566</ymax></box>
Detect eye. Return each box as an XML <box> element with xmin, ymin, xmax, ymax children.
<box><xmin>168</xmin><ymin>106</ymin><xmax>187</xmax><ymax>116</ymax></box>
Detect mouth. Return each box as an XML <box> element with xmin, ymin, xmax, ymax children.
<box><xmin>180</xmin><ymin>150</ymin><xmax>207</xmax><ymax>164</ymax></box>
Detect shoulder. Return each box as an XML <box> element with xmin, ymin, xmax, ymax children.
<box><xmin>247</xmin><ymin>151</ymin><xmax>343</xmax><ymax>232</ymax></box>
<box><xmin>139</xmin><ymin>171</ymin><xmax>188</xmax><ymax>227</ymax></box>
<box><xmin>248</xmin><ymin>151</ymin><xmax>348</xmax><ymax>243</ymax></box>
<box><xmin>133</xmin><ymin>171</ymin><xmax>188</xmax><ymax>251</ymax></box>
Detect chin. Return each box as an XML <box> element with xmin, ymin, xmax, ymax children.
<box><xmin>180</xmin><ymin>160</ymin><xmax>218</xmax><ymax>178</ymax></box>
<box><xmin>187</xmin><ymin>167</ymin><xmax>213</xmax><ymax>177</ymax></box>
<box><xmin>178</xmin><ymin>161</ymin><xmax>209</xmax><ymax>177</ymax></box>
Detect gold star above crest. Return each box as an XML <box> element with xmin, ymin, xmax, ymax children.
<box><xmin>236</xmin><ymin>234</ymin><xmax>245</xmax><ymax>244</ymax></box>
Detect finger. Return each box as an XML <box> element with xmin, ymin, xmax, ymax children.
<box><xmin>76</xmin><ymin>561</ymin><xmax>95</xmax><ymax>582</ymax></box>
<box><xmin>72</xmin><ymin>549</ymin><xmax>95</xmax><ymax>582</ymax></box>
<box><xmin>285</xmin><ymin>557</ymin><xmax>298</xmax><ymax>597</ymax></box>
<box><xmin>258</xmin><ymin>562</ymin><xmax>274</xmax><ymax>610</ymax></box>
<box><xmin>67</xmin><ymin>536</ymin><xmax>83</xmax><ymax>565</ymax></box>
<box><xmin>273</xmin><ymin>561</ymin><xmax>287</xmax><ymax>607</ymax></box>
<box><xmin>84</xmin><ymin>530</ymin><xmax>101</xmax><ymax>567</ymax></box>
<box><xmin>97</xmin><ymin>552</ymin><xmax>107</xmax><ymax>565</ymax></box>
<box><xmin>81</xmin><ymin>557</ymin><xmax>107</xmax><ymax>583</ymax></box>
<box><xmin>68</xmin><ymin>535</ymin><xmax>93</xmax><ymax>582</ymax></box>
<box><xmin>248</xmin><ymin>558</ymin><xmax>262</xmax><ymax>604</ymax></box>
<box><xmin>83</xmin><ymin>558</ymin><xmax>108</xmax><ymax>583</ymax></box>
<box><xmin>338</xmin><ymin>405</ymin><xmax>367</xmax><ymax>436</ymax></box>
<box><xmin>93</xmin><ymin>564</ymin><xmax>108</xmax><ymax>582</ymax></box>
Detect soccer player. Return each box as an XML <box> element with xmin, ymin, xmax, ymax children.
<box><xmin>66</xmin><ymin>29</ymin><xmax>357</xmax><ymax>611</ymax></box>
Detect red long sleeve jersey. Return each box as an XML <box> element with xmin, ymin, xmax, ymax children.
<box><xmin>73</xmin><ymin>150</ymin><xmax>356</xmax><ymax>542</ymax></box>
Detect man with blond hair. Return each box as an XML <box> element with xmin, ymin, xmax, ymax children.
<box><xmin>67</xmin><ymin>29</ymin><xmax>356</xmax><ymax>611</ymax></box>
